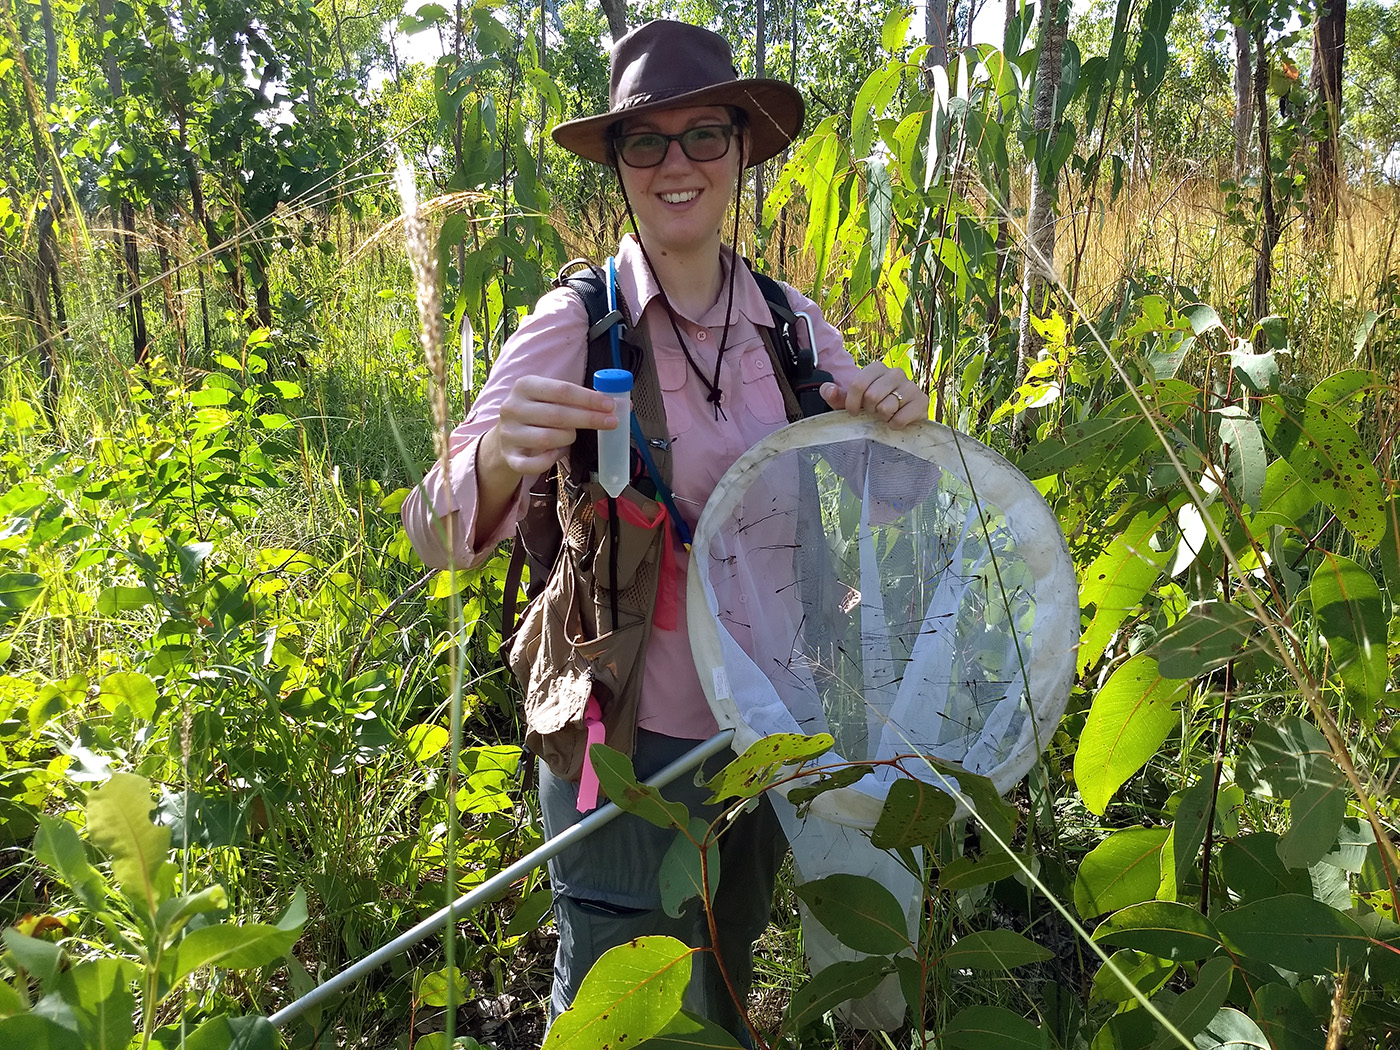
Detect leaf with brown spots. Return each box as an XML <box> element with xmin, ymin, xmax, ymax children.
<box><xmin>1261</xmin><ymin>394</ymin><xmax>1385</xmax><ymax>549</ymax></box>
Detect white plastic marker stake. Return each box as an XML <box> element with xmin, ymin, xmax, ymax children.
<box><xmin>593</xmin><ymin>368</ymin><xmax>633</xmax><ymax>497</ymax></box>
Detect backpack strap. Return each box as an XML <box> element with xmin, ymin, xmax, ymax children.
<box><xmin>748</xmin><ymin>264</ymin><xmax>835</xmax><ymax>421</ymax></box>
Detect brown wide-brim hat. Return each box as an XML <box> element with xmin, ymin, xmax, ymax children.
<box><xmin>552</xmin><ymin>20</ymin><xmax>805</xmax><ymax>168</ymax></box>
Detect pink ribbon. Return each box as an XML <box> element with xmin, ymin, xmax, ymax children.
<box><xmin>593</xmin><ymin>498</ymin><xmax>679</xmax><ymax>631</ymax></box>
<box><xmin>576</xmin><ymin>695</ymin><xmax>606</xmax><ymax>813</ymax></box>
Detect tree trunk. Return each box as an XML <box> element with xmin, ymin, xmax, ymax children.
<box><xmin>987</xmin><ymin>0</ymin><xmax>1017</xmax><ymax>334</ymax></box>
<box><xmin>597</xmin><ymin>0</ymin><xmax>627</xmax><ymax>42</ymax></box>
<box><xmin>1233</xmin><ymin>23</ymin><xmax>1254</xmax><ymax>178</ymax></box>
<box><xmin>1012</xmin><ymin>0</ymin><xmax>1068</xmax><ymax>451</ymax></box>
<box><xmin>753</xmin><ymin>0</ymin><xmax>766</xmax><ymax>229</ymax></box>
<box><xmin>96</xmin><ymin>0</ymin><xmax>150</xmax><ymax>364</ymax></box>
<box><xmin>1252</xmin><ymin>26</ymin><xmax>1279</xmax><ymax>334</ymax></box>
<box><xmin>926</xmin><ymin>0</ymin><xmax>950</xmax><ymax>73</ymax></box>
<box><xmin>1308</xmin><ymin>0</ymin><xmax>1346</xmax><ymax>240</ymax></box>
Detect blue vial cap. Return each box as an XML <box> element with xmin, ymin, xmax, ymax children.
<box><xmin>593</xmin><ymin>368</ymin><xmax>634</xmax><ymax>393</ymax></box>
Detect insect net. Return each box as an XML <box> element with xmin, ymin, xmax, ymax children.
<box><xmin>687</xmin><ymin>415</ymin><xmax>1078</xmax><ymax>1028</ymax></box>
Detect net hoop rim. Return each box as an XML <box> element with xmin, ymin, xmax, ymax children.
<box><xmin>686</xmin><ymin>414</ymin><xmax>1079</xmax><ymax>829</ymax></box>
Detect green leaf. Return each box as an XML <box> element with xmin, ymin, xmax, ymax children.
<box><xmin>659</xmin><ymin>819</ymin><xmax>717</xmax><ymax>920</ymax></box>
<box><xmin>1090</xmin><ymin>949</ymin><xmax>1176</xmax><ymax>1004</ymax></box>
<box><xmin>34</xmin><ymin>816</ymin><xmax>105</xmax><ymax>913</ymax></box>
<box><xmin>870</xmin><ymin>778</ymin><xmax>955</xmax><ymax>849</ymax></box>
<box><xmin>2</xmin><ymin>929</ymin><xmax>64</xmax><ymax>990</ymax></box>
<box><xmin>1216</xmin><ymin>408</ymin><xmax>1266</xmax><ymax>511</ymax></box>
<box><xmin>1309</xmin><ymin>552</ymin><xmax>1388</xmax><ymax>714</ymax></box>
<box><xmin>173</xmin><ymin>921</ymin><xmax>300</xmax><ymax>982</ymax></box>
<box><xmin>1078</xmin><ymin>510</ymin><xmax>1172</xmax><ymax>674</ymax></box>
<box><xmin>851</xmin><ymin>59</ymin><xmax>903</xmax><ymax>160</ymax></box>
<box><xmin>1168</xmin><ymin>777</ymin><xmax>1215</xmax><ymax>902</ymax></box>
<box><xmin>416</xmin><ymin>967</ymin><xmax>468</xmax><ymax>1007</ymax></box>
<box><xmin>1277</xmin><ymin>779</ymin><xmax>1346</xmax><ymax>869</ymax></box>
<box><xmin>1147</xmin><ymin>602</ymin><xmax>1257</xmax><ymax>679</ymax></box>
<box><xmin>1215</xmin><ymin>894</ymin><xmax>1368</xmax><ymax>976</ymax></box>
<box><xmin>941</xmin><ymin>930</ymin><xmax>1052</xmax><ymax>971</ymax></box>
<box><xmin>803</xmin><ymin>132</ymin><xmax>846</xmax><ymax>301</ymax></box>
<box><xmin>542</xmin><ymin>936</ymin><xmax>692</xmax><ymax>1049</ymax></box>
<box><xmin>941</xmin><ymin>1004</ymin><xmax>1045</xmax><ymax>1049</ymax></box>
<box><xmin>786</xmin><ymin>764</ymin><xmax>870</xmax><ymax>809</ymax></box>
<box><xmin>1192</xmin><ymin>1006</ymin><xmax>1270</xmax><ymax>1048</ymax></box>
<box><xmin>865</xmin><ymin>155</ymin><xmax>892</xmax><ymax>284</ymax></box>
<box><xmin>785</xmin><ymin>957</ymin><xmax>892</xmax><ymax>1031</ymax></box>
<box><xmin>1252</xmin><ymin>982</ymin><xmax>1323</xmax><ymax>1050</ymax></box>
<box><xmin>404</xmin><ymin>724</ymin><xmax>450</xmax><ymax>763</ymax></box>
<box><xmin>154</xmin><ymin>884</ymin><xmax>230</xmax><ymax>938</ymax></box>
<box><xmin>56</xmin><ymin>958</ymin><xmax>136</xmax><ymax>1050</ymax></box>
<box><xmin>1074</xmin><ymin>827</ymin><xmax>1168</xmax><ymax>917</ymax></box>
<box><xmin>1219</xmin><ymin>833</ymin><xmax>1312</xmax><ymax>903</ymax></box>
<box><xmin>795</xmin><ymin>873</ymin><xmax>911</xmax><ymax>955</ymax></box>
<box><xmin>1235</xmin><ymin>716</ymin><xmax>1335</xmax><ymax>799</ymax></box>
<box><xmin>97</xmin><ymin>672</ymin><xmax>157</xmax><ymax>719</ymax></box>
<box><xmin>635</xmin><ymin>1009</ymin><xmax>743</xmax><ymax>1048</ymax></box>
<box><xmin>95</xmin><ymin>585</ymin><xmax>156</xmax><ymax>614</ymax></box>
<box><xmin>1227</xmin><ymin>346</ymin><xmax>1280</xmax><ymax>394</ymax></box>
<box><xmin>1092</xmin><ymin>901</ymin><xmax>1223</xmax><ymax>961</ymax></box>
<box><xmin>938</xmin><ymin>851</ymin><xmax>1033</xmax><ymax>890</ymax></box>
<box><xmin>591</xmin><ymin>745</ymin><xmax>689</xmax><ymax>830</ymax></box>
<box><xmin>181</xmin><ymin>1014</ymin><xmax>279</xmax><ymax>1050</ymax></box>
<box><xmin>0</xmin><ymin>1014</ymin><xmax>85</xmax><ymax>1050</ymax></box>
<box><xmin>705</xmin><ymin>733</ymin><xmax>833</xmax><ymax>804</ymax></box>
<box><xmin>85</xmin><ymin>773</ymin><xmax>173</xmax><ymax>921</ymax></box>
<box><xmin>1380</xmin><ymin>496</ymin><xmax>1400</xmax><ymax>615</ymax></box>
<box><xmin>1150</xmin><ymin>955</ymin><xmax>1233</xmax><ymax>1049</ymax></box>
<box><xmin>172</xmin><ymin>890</ymin><xmax>305</xmax><ymax>983</ymax></box>
<box><xmin>0</xmin><ymin>978</ymin><xmax>23</xmax><ymax>1015</ymax></box>
<box><xmin>1261</xmin><ymin>395</ymin><xmax>1385</xmax><ymax>549</ymax></box>
<box><xmin>0</xmin><ymin>572</ymin><xmax>42</xmax><ymax>614</ymax></box>
<box><xmin>1075</xmin><ymin>656</ymin><xmax>1190</xmax><ymax>815</ymax></box>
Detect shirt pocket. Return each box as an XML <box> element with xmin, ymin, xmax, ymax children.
<box><xmin>740</xmin><ymin>346</ymin><xmax>790</xmax><ymax>426</ymax></box>
<box><xmin>656</xmin><ymin>356</ymin><xmax>694</xmax><ymax>438</ymax></box>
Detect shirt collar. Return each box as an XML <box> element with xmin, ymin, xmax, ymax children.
<box><xmin>613</xmin><ymin>235</ymin><xmax>776</xmax><ymax>330</ymax></box>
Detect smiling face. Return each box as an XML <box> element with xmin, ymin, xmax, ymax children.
<box><xmin>614</xmin><ymin>105</ymin><xmax>747</xmax><ymax>259</ymax></box>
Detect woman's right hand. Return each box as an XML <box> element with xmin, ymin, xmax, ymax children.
<box><xmin>480</xmin><ymin>375</ymin><xmax>619</xmax><ymax>483</ymax></box>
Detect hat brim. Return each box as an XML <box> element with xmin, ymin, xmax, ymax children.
<box><xmin>552</xmin><ymin>79</ymin><xmax>804</xmax><ymax>168</ymax></box>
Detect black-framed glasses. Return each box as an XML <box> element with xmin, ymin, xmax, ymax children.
<box><xmin>613</xmin><ymin>124</ymin><xmax>736</xmax><ymax>168</ymax></box>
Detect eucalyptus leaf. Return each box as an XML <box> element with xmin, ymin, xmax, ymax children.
<box><xmin>1215</xmin><ymin>407</ymin><xmax>1266</xmax><ymax>511</ymax></box>
<box><xmin>635</xmin><ymin>1009</ymin><xmax>743</xmax><ymax>1048</ymax></box>
<box><xmin>1309</xmin><ymin>552</ymin><xmax>1388</xmax><ymax>714</ymax></box>
<box><xmin>1074</xmin><ymin>826</ymin><xmax>1168</xmax><ymax>917</ymax></box>
<box><xmin>541</xmin><ymin>936</ymin><xmax>692</xmax><ymax>1049</ymax></box>
<box><xmin>1150</xmin><ymin>954</ymin><xmax>1233</xmax><ymax>1049</ymax></box>
<box><xmin>941</xmin><ymin>929</ymin><xmax>1052</xmax><ymax>971</ymax></box>
<box><xmin>658</xmin><ymin>819</ymin><xmax>717</xmax><ymax>920</ymax></box>
<box><xmin>1090</xmin><ymin>949</ymin><xmax>1176</xmax><ymax>1004</ymax></box>
<box><xmin>785</xmin><ymin>957</ymin><xmax>892</xmax><ymax>1031</ymax></box>
<box><xmin>1277</xmin><ymin>779</ymin><xmax>1347</xmax><ymax>869</ymax></box>
<box><xmin>1192</xmin><ymin>1006</ymin><xmax>1270</xmax><ymax>1048</ymax></box>
<box><xmin>940</xmin><ymin>1004</ymin><xmax>1045</xmax><ymax>1049</ymax></box>
<box><xmin>1220</xmin><ymin>833</ymin><xmax>1312</xmax><ymax>904</ymax></box>
<box><xmin>1261</xmin><ymin>395</ymin><xmax>1385</xmax><ymax>549</ymax></box>
<box><xmin>795</xmin><ymin>873</ymin><xmax>911</xmax><ymax>955</ymax></box>
<box><xmin>705</xmin><ymin>733</ymin><xmax>833</xmax><ymax>804</ymax></box>
<box><xmin>591</xmin><ymin>745</ymin><xmax>689</xmax><ymax>830</ymax></box>
<box><xmin>1092</xmin><ymin>901</ymin><xmax>1223</xmax><ymax>961</ymax></box>
<box><xmin>1075</xmin><ymin>656</ymin><xmax>1190</xmax><ymax>815</ymax></box>
<box><xmin>1078</xmin><ymin>511</ymin><xmax>1172</xmax><ymax>674</ymax></box>
<box><xmin>870</xmin><ymin>777</ymin><xmax>955</xmax><ymax>849</ymax></box>
<box><xmin>1147</xmin><ymin>601</ymin><xmax>1256</xmax><ymax>679</ymax></box>
<box><xmin>1215</xmin><ymin>894</ymin><xmax>1368</xmax><ymax>976</ymax></box>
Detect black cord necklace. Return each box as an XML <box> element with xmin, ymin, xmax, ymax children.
<box><xmin>618</xmin><ymin>164</ymin><xmax>745</xmax><ymax>421</ymax></box>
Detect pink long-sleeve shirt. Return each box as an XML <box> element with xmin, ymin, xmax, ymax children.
<box><xmin>402</xmin><ymin>235</ymin><xmax>860</xmax><ymax>740</ymax></box>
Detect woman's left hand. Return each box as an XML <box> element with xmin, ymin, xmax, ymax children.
<box><xmin>820</xmin><ymin>363</ymin><xmax>928</xmax><ymax>429</ymax></box>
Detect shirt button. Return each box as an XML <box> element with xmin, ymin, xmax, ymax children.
<box><xmin>695</xmin><ymin>329</ymin><xmax>708</xmax><ymax>341</ymax></box>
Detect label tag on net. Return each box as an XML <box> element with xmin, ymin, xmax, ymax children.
<box><xmin>711</xmin><ymin>667</ymin><xmax>731</xmax><ymax>702</ymax></box>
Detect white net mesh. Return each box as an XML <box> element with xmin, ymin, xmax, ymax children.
<box><xmin>687</xmin><ymin>415</ymin><xmax>1079</xmax><ymax>826</ymax></box>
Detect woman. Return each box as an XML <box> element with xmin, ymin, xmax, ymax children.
<box><xmin>402</xmin><ymin>19</ymin><xmax>928</xmax><ymax>1041</ymax></box>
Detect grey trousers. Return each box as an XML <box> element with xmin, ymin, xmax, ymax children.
<box><xmin>539</xmin><ymin>729</ymin><xmax>786</xmax><ymax>1043</ymax></box>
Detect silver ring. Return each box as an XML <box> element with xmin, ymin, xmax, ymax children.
<box><xmin>892</xmin><ymin>391</ymin><xmax>905</xmax><ymax>405</ymax></box>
